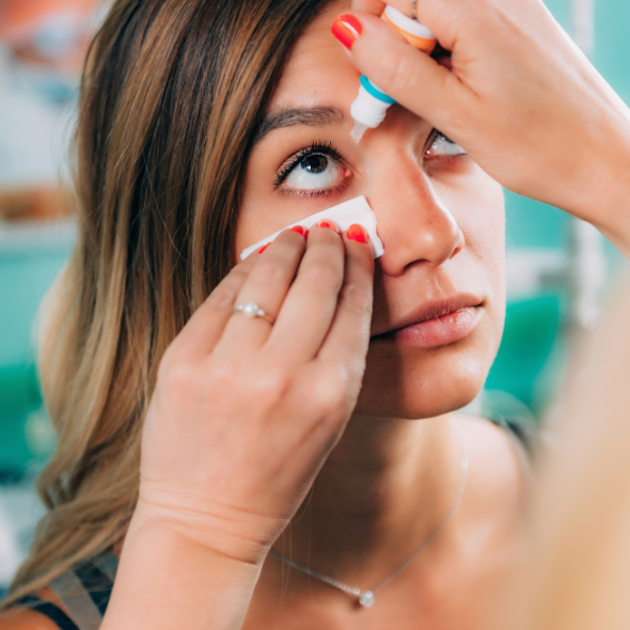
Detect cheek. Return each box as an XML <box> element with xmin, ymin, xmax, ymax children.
<box><xmin>454</xmin><ymin>174</ymin><xmax>506</xmax><ymax>329</ymax></box>
<box><xmin>448</xmin><ymin>171</ymin><xmax>505</xmax><ymax>262</ymax></box>
<box><xmin>444</xmin><ymin>171</ymin><xmax>506</xmax><ymax>297</ymax></box>
<box><xmin>357</xmin><ymin>174</ymin><xmax>507</xmax><ymax>419</ymax></box>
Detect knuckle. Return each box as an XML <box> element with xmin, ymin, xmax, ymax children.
<box><xmin>207</xmin><ymin>359</ymin><xmax>239</xmax><ymax>386</ymax></box>
<box><xmin>338</xmin><ymin>282</ymin><xmax>373</xmax><ymax>319</ymax></box>
<box><xmin>313</xmin><ymin>375</ymin><xmax>349</xmax><ymax>418</ymax></box>
<box><xmin>250</xmin><ymin>368</ymin><xmax>292</xmax><ymax>400</ymax></box>
<box><xmin>386</xmin><ymin>49</ymin><xmax>421</xmax><ymax>98</ymax></box>
<box><xmin>301</xmin><ymin>259</ymin><xmax>342</xmax><ymax>290</ymax></box>
<box><xmin>255</xmin><ymin>260</ymin><xmax>289</xmax><ymax>287</ymax></box>
<box><xmin>158</xmin><ymin>356</ymin><xmax>197</xmax><ymax>392</ymax></box>
<box><xmin>365</xmin><ymin>44</ymin><xmax>409</xmax><ymax>93</ymax></box>
<box><xmin>207</xmin><ymin>284</ymin><xmax>238</xmax><ymax>310</ymax></box>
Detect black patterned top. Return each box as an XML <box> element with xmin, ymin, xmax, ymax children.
<box><xmin>14</xmin><ymin>549</ymin><xmax>118</xmax><ymax>630</ymax></box>
<box><xmin>12</xmin><ymin>417</ymin><xmax>539</xmax><ymax>629</ymax></box>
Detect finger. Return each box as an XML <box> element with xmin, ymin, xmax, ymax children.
<box><xmin>351</xmin><ymin>0</ymin><xmax>387</xmax><ymax>15</ymax></box>
<box><xmin>347</xmin><ymin>1</ymin><xmax>464</xmax><ymax>45</ymax></box>
<box><xmin>173</xmin><ymin>254</ymin><xmax>257</xmax><ymax>360</ymax></box>
<box><xmin>265</xmin><ymin>223</ymin><xmax>345</xmax><ymax>364</ymax></box>
<box><xmin>351</xmin><ymin>0</ymin><xmax>429</xmax><ymax>19</ymax></box>
<box><xmin>352</xmin><ymin>0</ymin><xmax>418</xmax><ymax>18</ymax></box>
<box><xmin>212</xmin><ymin>229</ymin><xmax>307</xmax><ymax>355</ymax></box>
<box><xmin>316</xmin><ymin>226</ymin><xmax>374</xmax><ymax>376</ymax></box>
<box><xmin>346</xmin><ymin>12</ymin><xmax>472</xmax><ymax>135</ymax></box>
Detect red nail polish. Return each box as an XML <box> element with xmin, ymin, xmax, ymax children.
<box><xmin>290</xmin><ymin>225</ymin><xmax>305</xmax><ymax>237</ymax></box>
<box><xmin>316</xmin><ymin>220</ymin><xmax>340</xmax><ymax>234</ymax></box>
<box><xmin>331</xmin><ymin>14</ymin><xmax>362</xmax><ymax>50</ymax></box>
<box><xmin>304</xmin><ymin>229</ymin><xmax>310</xmax><ymax>239</ymax></box>
<box><xmin>346</xmin><ymin>224</ymin><xmax>368</xmax><ymax>244</ymax></box>
<box><xmin>258</xmin><ymin>243</ymin><xmax>270</xmax><ymax>254</ymax></box>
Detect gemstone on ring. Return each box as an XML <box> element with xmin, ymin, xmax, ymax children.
<box><xmin>233</xmin><ymin>302</ymin><xmax>273</xmax><ymax>324</ymax></box>
<box><xmin>242</xmin><ymin>302</ymin><xmax>259</xmax><ymax>318</ymax></box>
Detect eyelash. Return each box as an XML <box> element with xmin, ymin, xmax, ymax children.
<box><xmin>273</xmin><ymin>131</ymin><xmax>463</xmax><ymax>197</ymax></box>
<box><xmin>274</xmin><ymin>141</ymin><xmax>346</xmax><ymax>189</ymax></box>
<box><xmin>425</xmin><ymin>129</ymin><xmax>466</xmax><ymax>155</ymax></box>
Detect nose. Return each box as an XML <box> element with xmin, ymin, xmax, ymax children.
<box><xmin>370</xmin><ymin>157</ymin><xmax>465</xmax><ymax>277</ymax></box>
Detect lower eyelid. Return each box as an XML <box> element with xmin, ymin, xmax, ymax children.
<box><xmin>278</xmin><ymin>177</ymin><xmax>352</xmax><ymax>199</ymax></box>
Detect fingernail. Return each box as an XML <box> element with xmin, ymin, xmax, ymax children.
<box><xmin>258</xmin><ymin>243</ymin><xmax>270</xmax><ymax>254</ymax></box>
<box><xmin>316</xmin><ymin>220</ymin><xmax>340</xmax><ymax>234</ymax></box>
<box><xmin>346</xmin><ymin>224</ymin><xmax>368</xmax><ymax>244</ymax></box>
<box><xmin>290</xmin><ymin>225</ymin><xmax>306</xmax><ymax>237</ymax></box>
<box><xmin>331</xmin><ymin>14</ymin><xmax>362</xmax><ymax>50</ymax></box>
<box><xmin>304</xmin><ymin>229</ymin><xmax>310</xmax><ymax>239</ymax></box>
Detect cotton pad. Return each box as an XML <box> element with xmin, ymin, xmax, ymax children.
<box><xmin>239</xmin><ymin>195</ymin><xmax>384</xmax><ymax>260</ymax></box>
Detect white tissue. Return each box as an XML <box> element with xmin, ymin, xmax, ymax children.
<box><xmin>239</xmin><ymin>196</ymin><xmax>384</xmax><ymax>260</ymax></box>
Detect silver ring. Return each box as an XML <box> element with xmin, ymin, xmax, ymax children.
<box><xmin>412</xmin><ymin>0</ymin><xmax>418</xmax><ymax>20</ymax></box>
<box><xmin>232</xmin><ymin>301</ymin><xmax>274</xmax><ymax>324</ymax></box>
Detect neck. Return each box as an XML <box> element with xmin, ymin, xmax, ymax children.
<box><xmin>272</xmin><ymin>413</ymin><xmax>462</xmax><ymax>588</ymax></box>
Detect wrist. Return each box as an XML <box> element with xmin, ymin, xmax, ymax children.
<box><xmin>102</xmin><ymin>512</ymin><xmax>263</xmax><ymax>630</ymax></box>
<box><xmin>562</xmin><ymin>106</ymin><xmax>630</xmax><ymax>255</ymax></box>
<box><xmin>130</xmin><ymin>497</ymin><xmax>276</xmax><ymax>567</ymax></box>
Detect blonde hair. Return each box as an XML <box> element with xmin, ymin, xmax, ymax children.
<box><xmin>3</xmin><ymin>0</ymin><xmax>333</xmax><ymax>608</ymax></box>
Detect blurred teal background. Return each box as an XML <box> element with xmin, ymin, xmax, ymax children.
<box><xmin>0</xmin><ymin>229</ymin><xmax>74</xmax><ymax>475</ymax></box>
<box><xmin>2</xmin><ymin>0</ymin><xmax>630</xmax><ymax>474</ymax></box>
<box><xmin>1</xmin><ymin>0</ymin><xmax>629</xmax><ymax>593</ymax></box>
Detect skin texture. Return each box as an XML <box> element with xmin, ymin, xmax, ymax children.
<box><xmin>235</xmin><ymin>6</ymin><xmax>518</xmax><ymax>628</ymax></box>
<box><xmin>237</xmin><ymin>4</ymin><xmax>506</xmax><ymax>420</ymax></box>
<box><xmin>348</xmin><ymin>0</ymin><xmax>630</xmax><ymax>255</ymax></box>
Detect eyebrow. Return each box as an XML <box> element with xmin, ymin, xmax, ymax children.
<box><xmin>252</xmin><ymin>106</ymin><xmax>346</xmax><ymax>146</ymax></box>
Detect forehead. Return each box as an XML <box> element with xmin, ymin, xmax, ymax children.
<box><xmin>268</xmin><ymin>2</ymin><xmax>358</xmax><ymax>112</ymax></box>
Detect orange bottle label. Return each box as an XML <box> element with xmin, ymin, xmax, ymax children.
<box><xmin>382</xmin><ymin>12</ymin><xmax>437</xmax><ymax>54</ymax></box>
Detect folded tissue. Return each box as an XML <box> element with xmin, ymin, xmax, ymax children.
<box><xmin>239</xmin><ymin>195</ymin><xmax>384</xmax><ymax>260</ymax></box>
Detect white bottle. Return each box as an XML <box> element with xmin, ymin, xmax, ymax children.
<box><xmin>350</xmin><ymin>6</ymin><xmax>437</xmax><ymax>142</ymax></box>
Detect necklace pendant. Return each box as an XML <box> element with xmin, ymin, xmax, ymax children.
<box><xmin>359</xmin><ymin>591</ymin><xmax>375</xmax><ymax>607</ymax></box>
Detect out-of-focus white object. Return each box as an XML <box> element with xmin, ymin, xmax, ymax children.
<box><xmin>569</xmin><ymin>0</ymin><xmax>606</xmax><ymax>332</ymax></box>
<box><xmin>0</xmin><ymin>483</ymin><xmax>46</xmax><ymax>589</ymax></box>
<box><xmin>569</xmin><ymin>220</ymin><xmax>606</xmax><ymax>331</ymax></box>
<box><xmin>572</xmin><ymin>0</ymin><xmax>595</xmax><ymax>56</ymax></box>
<box><xmin>0</xmin><ymin>44</ymin><xmax>73</xmax><ymax>189</ymax></box>
<box><xmin>240</xmin><ymin>196</ymin><xmax>384</xmax><ymax>260</ymax></box>
<box><xmin>0</xmin><ymin>2</ymin><xmax>111</xmax><ymax>190</ymax></box>
<box><xmin>0</xmin><ymin>508</ymin><xmax>20</xmax><ymax>586</ymax></box>
<box><xmin>2</xmin><ymin>10</ymin><xmax>89</xmax><ymax>61</ymax></box>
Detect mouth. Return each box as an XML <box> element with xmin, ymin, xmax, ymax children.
<box><xmin>371</xmin><ymin>295</ymin><xmax>484</xmax><ymax>349</ymax></box>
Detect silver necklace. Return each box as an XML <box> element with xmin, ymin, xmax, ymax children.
<box><xmin>269</xmin><ymin>421</ymin><xmax>469</xmax><ymax>609</ymax></box>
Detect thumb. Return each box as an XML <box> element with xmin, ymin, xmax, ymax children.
<box><xmin>345</xmin><ymin>12</ymin><xmax>472</xmax><ymax>135</ymax></box>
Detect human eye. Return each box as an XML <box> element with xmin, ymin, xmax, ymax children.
<box><xmin>424</xmin><ymin>131</ymin><xmax>467</xmax><ymax>159</ymax></box>
<box><xmin>274</xmin><ymin>141</ymin><xmax>352</xmax><ymax>198</ymax></box>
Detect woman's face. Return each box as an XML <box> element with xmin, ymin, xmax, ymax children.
<box><xmin>236</xmin><ymin>3</ymin><xmax>505</xmax><ymax>420</ymax></box>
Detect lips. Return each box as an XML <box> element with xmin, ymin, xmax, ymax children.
<box><xmin>372</xmin><ymin>295</ymin><xmax>484</xmax><ymax>349</ymax></box>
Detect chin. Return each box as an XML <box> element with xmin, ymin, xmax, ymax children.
<box><xmin>355</xmin><ymin>343</ymin><xmax>496</xmax><ymax>420</ymax></box>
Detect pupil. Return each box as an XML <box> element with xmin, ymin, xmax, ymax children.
<box><xmin>301</xmin><ymin>155</ymin><xmax>328</xmax><ymax>174</ymax></box>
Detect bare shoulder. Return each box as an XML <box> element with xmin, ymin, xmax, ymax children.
<box><xmin>0</xmin><ymin>607</ymin><xmax>60</xmax><ymax>630</ymax></box>
<box><xmin>452</xmin><ymin>413</ymin><xmax>527</xmax><ymax>517</ymax></box>
<box><xmin>0</xmin><ymin>589</ymin><xmax>72</xmax><ymax>630</ymax></box>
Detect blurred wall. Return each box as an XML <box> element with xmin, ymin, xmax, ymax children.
<box><xmin>0</xmin><ymin>1</ymin><xmax>629</xmax><ymax>591</ymax></box>
<box><xmin>484</xmin><ymin>0</ymin><xmax>630</xmax><ymax>417</ymax></box>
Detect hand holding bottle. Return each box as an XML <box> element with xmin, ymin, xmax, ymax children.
<box><xmin>335</xmin><ymin>0</ymin><xmax>630</xmax><ymax>255</ymax></box>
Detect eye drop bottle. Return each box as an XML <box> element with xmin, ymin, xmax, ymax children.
<box><xmin>350</xmin><ymin>6</ymin><xmax>437</xmax><ymax>142</ymax></box>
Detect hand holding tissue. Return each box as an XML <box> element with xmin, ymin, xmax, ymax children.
<box><xmin>240</xmin><ymin>196</ymin><xmax>384</xmax><ymax>260</ymax></box>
